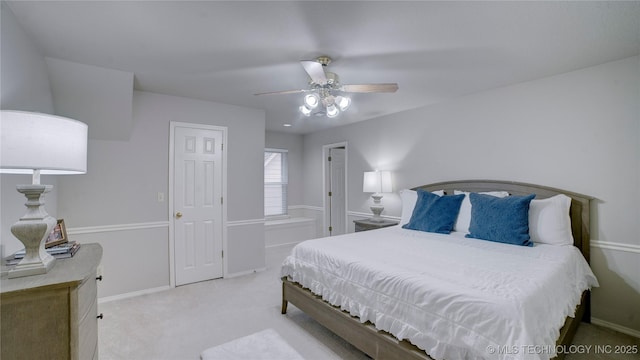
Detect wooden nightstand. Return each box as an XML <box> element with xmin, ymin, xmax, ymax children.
<box><xmin>354</xmin><ymin>218</ymin><xmax>399</xmax><ymax>232</ymax></box>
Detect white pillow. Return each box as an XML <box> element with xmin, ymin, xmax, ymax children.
<box><xmin>454</xmin><ymin>190</ymin><xmax>510</xmax><ymax>233</ymax></box>
<box><xmin>399</xmin><ymin>189</ymin><xmax>444</xmax><ymax>226</ymax></box>
<box><xmin>529</xmin><ymin>194</ymin><xmax>574</xmax><ymax>245</ymax></box>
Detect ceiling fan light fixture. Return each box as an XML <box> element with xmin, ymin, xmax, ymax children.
<box><xmin>336</xmin><ymin>96</ymin><xmax>351</xmax><ymax>111</ymax></box>
<box><xmin>255</xmin><ymin>56</ymin><xmax>398</xmax><ymax>119</ymax></box>
<box><xmin>300</xmin><ymin>92</ymin><xmax>346</xmax><ymax>118</ymax></box>
<box><xmin>322</xmin><ymin>94</ymin><xmax>335</xmax><ymax>107</ymax></box>
<box><xmin>299</xmin><ymin>105</ymin><xmax>312</xmax><ymax>116</ymax></box>
<box><xmin>326</xmin><ymin>104</ymin><xmax>339</xmax><ymax>118</ymax></box>
<box><xmin>304</xmin><ymin>93</ymin><xmax>320</xmax><ymax>109</ymax></box>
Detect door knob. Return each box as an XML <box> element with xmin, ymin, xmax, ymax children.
<box><xmin>175</xmin><ymin>212</ymin><xmax>183</xmax><ymax>219</ymax></box>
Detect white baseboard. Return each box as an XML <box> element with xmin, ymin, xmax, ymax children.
<box><xmin>224</xmin><ymin>267</ymin><xmax>267</xmax><ymax>279</ymax></box>
<box><xmin>98</xmin><ymin>285</ymin><xmax>172</xmax><ymax>304</ymax></box>
<box><xmin>591</xmin><ymin>317</ymin><xmax>640</xmax><ymax>339</ymax></box>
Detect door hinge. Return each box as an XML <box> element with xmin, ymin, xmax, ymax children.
<box><xmin>329</xmin><ymin>226</ymin><xmax>333</xmax><ymax>232</ymax></box>
<box><xmin>328</xmin><ymin>191</ymin><xmax>332</xmax><ymax>197</ymax></box>
<box><xmin>221</xmin><ymin>197</ymin><xmax>223</xmax><ymax>205</ymax></box>
<box><xmin>328</xmin><ymin>156</ymin><xmax>332</xmax><ymax>161</ymax></box>
<box><xmin>221</xmin><ymin>250</ymin><xmax>224</xmax><ymax>258</ymax></box>
<box><xmin>221</xmin><ymin>143</ymin><xmax>224</xmax><ymax>151</ymax></box>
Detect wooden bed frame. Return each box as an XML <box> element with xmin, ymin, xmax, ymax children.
<box><xmin>281</xmin><ymin>180</ymin><xmax>593</xmax><ymax>360</ymax></box>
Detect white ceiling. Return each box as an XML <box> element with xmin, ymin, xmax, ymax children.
<box><xmin>6</xmin><ymin>1</ymin><xmax>640</xmax><ymax>134</ymax></box>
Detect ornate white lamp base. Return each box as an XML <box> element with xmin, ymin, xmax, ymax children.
<box><xmin>8</xmin><ymin>185</ymin><xmax>57</xmax><ymax>279</ymax></box>
<box><xmin>368</xmin><ymin>193</ymin><xmax>385</xmax><ymax>223</ymax></box>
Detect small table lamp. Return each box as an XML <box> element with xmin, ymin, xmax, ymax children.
<box><xmin>1</xmin><ymin>110</ymin><xmax>87</xmax><ymax>278</ymax></box>
<box><xmin>363</xmin><ymin>170</ymin><xmax>392</xmax><ymax>222</ymax></box>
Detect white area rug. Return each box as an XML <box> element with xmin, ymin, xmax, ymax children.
<box><xmin>201</xmin><ymin>329</ymin><xmax>304</xmax><ymax>360</ymax></box>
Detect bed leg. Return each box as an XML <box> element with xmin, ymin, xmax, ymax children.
<box><xmin>582</xmin><ymin>291</ymin><xmax>591</xmax><ymax>323</ymax></box>
<box><xmin>281</xmin><ymin>280</ymin><xmax>288</xmax><ymax>314</ymax></box>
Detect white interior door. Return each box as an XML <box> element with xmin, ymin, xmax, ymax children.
<box><xmin>325</xmin><ymin>146</ymin><xmax>347</xmax><ymax>236</ymax></box>
<box><xmin>173</xmin><ymin>125</ymin><xmax>223</xmax><ymax>286</ymax></box>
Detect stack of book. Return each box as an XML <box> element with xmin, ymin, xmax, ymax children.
<box><xmin>5</xmin><ymin>241</ymin><xmax>81</xmax><ymax>266</ymax></box>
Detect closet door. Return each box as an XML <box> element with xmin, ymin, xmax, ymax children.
<box><xmin>325</xmin><ymin>146</ymin><xmax>346</xmax><ymax>236</ymax></box>
<box><xmin>173</xmin><ymin>125</ymin><xmax>224</xmax><ymax>286</ymax></box>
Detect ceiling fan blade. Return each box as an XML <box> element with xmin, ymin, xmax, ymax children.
<box><xmin>254</xmin><ymin>89</ymin><xmax>307</xmax><ymax>96</ymax></box>
<box><xmin>300</xmin><ymin>60</ymin><xmax>328</xmax><ymax>85</ymax></box>
<box><xmin>342</xmin><ymin>83</ymin><xmax>399</xmax><ymax>93</ymax></box>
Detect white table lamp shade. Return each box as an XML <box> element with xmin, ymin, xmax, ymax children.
<box><xmin>1</xmin><ymin>110</ymin><xmax>87</xmax><ymax>175</ymax></box>
<box><xmin>363</xmin><ymin>170</ymin><xmax>392</xmax><ymax>193</ymax></box>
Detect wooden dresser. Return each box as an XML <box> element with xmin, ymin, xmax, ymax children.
<box><xmin>1</xmin><ymin>243</ymin><xmax>103</xmax><ymax>360</ymax></box>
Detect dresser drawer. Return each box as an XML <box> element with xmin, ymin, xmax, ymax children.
<box><xmin>79</xmin><ymin>299</ymin><xmax>98</xmax><ymax>360</ymax></box>
<box><xmin>78</xmin><ymin>271</ymin><xmax>97</xmax><ymax>322</ymax></box>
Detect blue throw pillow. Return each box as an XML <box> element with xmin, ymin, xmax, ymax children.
<box><xmin>402</xmin><ymin>189</ymin><xmax>464</xmax><ymax>234</ymax></box>
<box><xmin>466</xmin><ymin>193</ymin><xmax>536</xmax><ymax>246</ymax></box>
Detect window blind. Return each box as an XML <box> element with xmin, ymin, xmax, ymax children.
<box><xmin>264</xmin><ymin>149</ymin><xmax>288</xmax><ymax>217</ymax></box>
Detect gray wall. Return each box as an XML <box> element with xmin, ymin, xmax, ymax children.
<box><xmin>58</xmin><ymin>91</ymin><xmax>265</xmax><ymax>225</ymax></box>
<box><xmin>59</xmin><ymin>91</ymin><xmax>266</xmax><ymax>297</ymax></box>
<box><xmin>0</xmin><ymin>3</ymin><xmax>58</xmax><ymax>257</ymax></box>
<box><xmin>0</xmin><ymin>2</ymin><xmax>53</xmax><ymax>113</ymax></box>
<box><xmin>302</xmin><ymin>55</ymin><xmax>640</xmax><ymax>333</ymax></box>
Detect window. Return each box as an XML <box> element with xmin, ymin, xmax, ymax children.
<box><xmin>264</xmin><ymin>149</ymin><xmax>288</xmax><ymax>217</ymax></box>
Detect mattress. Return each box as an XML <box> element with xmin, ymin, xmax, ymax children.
<box><xmin>281</xmin><ymin>226</ymin><xmax>598</xmax><ymax>360</ymax></box>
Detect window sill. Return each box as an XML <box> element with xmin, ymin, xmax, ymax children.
<box><xmin>265</xmin><ymin>215</ymin><xmax>290</xmax><ymax>221</ymax></box>
<box><xmin>265</xmin><ymin>217</ymin><xmax>315</xmax><ymax>228</ymax></box>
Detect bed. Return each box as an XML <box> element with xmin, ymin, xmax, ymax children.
<box><xmin>280</xmin><ymin>180</ymin><xmax>598</xmax><ymax>360</ymax></box>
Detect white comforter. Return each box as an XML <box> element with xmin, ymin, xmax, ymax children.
<box><xmin>281</xmin><ymin>226</ymin><xmax>598</xmax><ymax>360</ymax></box>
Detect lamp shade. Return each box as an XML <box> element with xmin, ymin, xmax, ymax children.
<box><xmin>1</xmin><ymin>111</ymin><xmax>88</xmax><ymax>175</ymax></box>
<box><xmin>363</xmin><ymin>171</ymin><xmax>392</xmax><ymax>193</ymax></box>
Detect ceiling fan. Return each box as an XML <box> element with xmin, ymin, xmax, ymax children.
<box><xmin>255</xmin><ymin>56</ymin><xmax>398</xmax><ymax>118</ymax></box>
